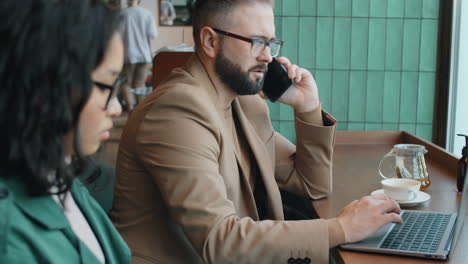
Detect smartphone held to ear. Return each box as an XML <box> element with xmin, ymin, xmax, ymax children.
<box><xmin>262</xmin><ymin>58</ymin><xmax>293</xmax><ymax>102</ymax></box>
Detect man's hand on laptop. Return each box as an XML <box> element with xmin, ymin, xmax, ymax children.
<box><xmin>337</xmin><ymin>195</ymin><xmax>403</xmax><ymax>243</ymax></box>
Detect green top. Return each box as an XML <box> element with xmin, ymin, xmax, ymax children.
<box><xmin>0</xmin><ymin>171</ymin><xmax>131</xmax><ymax>264</ymax></box>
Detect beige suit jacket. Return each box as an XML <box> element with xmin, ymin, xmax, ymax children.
<box><xmin>110</xmin><ymin>56</ymin><xmax>345</xmax><ymax>264</ymax></box>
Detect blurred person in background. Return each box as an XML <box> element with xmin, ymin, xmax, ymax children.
<box><xmin>119</xmin><ymin>0</ymin><xmax>158</xmax><ymax>111</ymax></box>
<box><xmin>160</xmin><ymin>0</ymin><xmax>176</xmax><ymax>26</ymax></box>
<box><xmin>0</xmin><ymin>0</ymin><xmax>130</xmax><ymax>263</ymax></box>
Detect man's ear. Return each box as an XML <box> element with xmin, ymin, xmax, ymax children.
<box><xmin>199</xmin><ymin>27</ymin><xmax>220</xmax><ymax>59</ymax></box>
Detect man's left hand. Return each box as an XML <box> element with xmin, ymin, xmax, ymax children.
<box><xmin>271</xmin><ymin>56</ymin><xmax>320</xmax><ymax>113</ymax></box>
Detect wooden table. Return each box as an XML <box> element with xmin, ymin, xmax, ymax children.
<box><xmin>313</xmin><ymin>131</ymin><xmax>467</xmax><ymax>264</ymax></box>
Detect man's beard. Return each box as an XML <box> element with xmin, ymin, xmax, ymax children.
<box><xmin>215</xmin><ymin>48</ymin><xmax>266</xmax><ymax>95</ymax></box>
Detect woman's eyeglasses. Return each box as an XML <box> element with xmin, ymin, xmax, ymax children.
<box><xmin>93</xmin><ymin>76</ymin><xmax>125</xmax><ymax>110</ymax></box>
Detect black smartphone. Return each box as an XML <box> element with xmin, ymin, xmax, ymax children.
<box><xmin>262</xmin><ymin>58</ymin><xmax>292</xmax><ymax>102</ymax></box>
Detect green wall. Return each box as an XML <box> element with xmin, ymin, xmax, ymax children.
<box><xmin>270</xmin><ymin>0</ymin><xmax>440</xmax><ymax>143</ymax></box>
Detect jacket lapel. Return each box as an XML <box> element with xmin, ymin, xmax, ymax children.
<box><xmin>232</xmin><ymin>100</ymin><xmax>284</xmax><ymax>220</ymax></box>
<box><xmin>61</xmin><ymin>226</ymin><xmax>101</xmax><ymax>264</ymax></box>
<box><xmin>71</xmin><ymin>181</ymin><xmax>130</xmax><ymax>264</ymax></box>
<box><xmin>10</xmin><ymin>177</ymin><xmax>104</xmax><ymax>263</ymax></box>
<box><xmin>229</xmin><ymin>122</ymin><xmax>260</xmax><ymax>220</ymax></box>
<box><xmin>8</xmin><ymin>178</ymin><xmax>69</xmax><ymax>230</ymax></box>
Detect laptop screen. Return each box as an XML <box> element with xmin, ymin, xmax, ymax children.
<box><xmin>450</xmin><ymin>168</ymin><xmax>468</xmax><ymax>254</ymax></box>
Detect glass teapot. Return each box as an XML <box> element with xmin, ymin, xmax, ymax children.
<box><xmin>378</xmin><ymin>144</ymin><xmax>431</xmax><ymax>191</ymax></box>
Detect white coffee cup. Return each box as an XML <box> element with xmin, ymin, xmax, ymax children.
<box><xmin>381</xmin><ymin>178</ymin><xmax>421</xmax><ymax>201</ymax></box>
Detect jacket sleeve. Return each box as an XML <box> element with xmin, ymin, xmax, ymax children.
<box><xmin>274</xmin><ymin>105</ymin><xmax>337</xmax><ymax>200</ymax></box>
<box><xmin>135</xmin><ymin>91</ymin><xmax>344</xmax><ymax>264</ymax></box>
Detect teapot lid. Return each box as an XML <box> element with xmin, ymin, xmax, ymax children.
<box><xmin>393</xmin><ymin>144</ymin><xmax>427</xmax><ymax>156</ymax></box>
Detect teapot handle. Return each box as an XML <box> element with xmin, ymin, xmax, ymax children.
<box><xmin>378</xmin><ymin>151</ymin><xmax>396</xmax><ymax>179</ymax></box>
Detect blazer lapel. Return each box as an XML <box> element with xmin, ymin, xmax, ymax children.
<box><xmin>71</xmin><ymin>181</ymin><xmax>130</xmax><ymax>264</ymax></box>
<box><xmin>229</xmin><ymin>120</ymin><xmax>260</xmax><ymax>220</ymax></box>
<box><xmin>232</xmin><ymin>100</ymin><xmax>284</xmax><ymax>220</ymax></box>
<box><xmin>12</xmin><ymin>178</ymin><xmax>104</xmax><ymax>263</ymax></box>
<box><xmin>8</xmin><ymin>178</ymin><xmax>69</xmax><ymax>230</ymax></box>
<box><xmin>61</xmin><ymin>226</ymin><xmax>101</xmax><ymax>264</ymax></box>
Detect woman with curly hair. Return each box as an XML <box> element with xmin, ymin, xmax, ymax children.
<box><xmin>0</xmin><ymin>0</ymin><xmax>131</xmax><ymax>262</ymax></box>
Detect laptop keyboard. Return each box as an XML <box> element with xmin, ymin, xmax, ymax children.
<box><xmin>380</xmin><ymin>211</ymin><xmax>451</xmax><ymax>253</ymax></box>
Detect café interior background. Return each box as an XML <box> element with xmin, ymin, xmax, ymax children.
<box><xmin>272</xmin><ymin>0</ymin><xmax>439</xmax><ymax>143</ymax></box>
<box><xmin>126</xmin><ymin>0</ymin><xmax>468</xmax><ymax>156</ymax></box>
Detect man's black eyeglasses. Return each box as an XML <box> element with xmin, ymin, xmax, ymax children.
<box><xmin>212</xmin><ymin>28</ymin><xmax>283</xmax><ymax>57</ymax></box>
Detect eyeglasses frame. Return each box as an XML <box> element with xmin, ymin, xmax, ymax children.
<box><xmin>93</xmin><ymin>76</ymin><xmax>125</xmax><ymax>110</ymax></box>
<box><xmin>211</xmin><ymin>28</ymin><xmax>284</xmax><ymax>57</ymax></box>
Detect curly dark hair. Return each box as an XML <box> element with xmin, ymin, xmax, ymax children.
<box><xmin>0</xmin><ymin>0</ymin><xmax>120</xmax><ymax>195</ymax></box>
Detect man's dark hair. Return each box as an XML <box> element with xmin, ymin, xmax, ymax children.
<box><xmin>0</xmin><ymin>0</ymin><xmax>120</xmax><ymax>195</ymax></box>
<box><xmin>192</xmin><ymin>0</ymin><xmax>273</xmax><ymax>51</ymax></box>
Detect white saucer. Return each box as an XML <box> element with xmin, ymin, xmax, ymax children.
<box><xmin>371</xmin><ymin>189</ymin><xmax>431</xmax><ymax>206</ymax></box>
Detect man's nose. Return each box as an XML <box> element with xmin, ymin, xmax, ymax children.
<box><xmin>257</xmin><ymin>46</ymin><xmax>273</xmax><ymax>63</ymax></box>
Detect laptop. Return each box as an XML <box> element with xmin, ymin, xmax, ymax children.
<box><xmin>340</xmin><ymin>169</ymin><xmax>467</xmax><ymax>260</ymax></box>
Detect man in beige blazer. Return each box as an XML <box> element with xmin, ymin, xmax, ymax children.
<box><xmin>110</xmin><ymin>0</ymin><xmax>403</xmax><ymax>263</ymax></box>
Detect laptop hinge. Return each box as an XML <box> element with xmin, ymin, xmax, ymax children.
<box><xmin>444</xmin><ymin>225</ymin><xmax>455</xmax><ymax>251</ymax></box>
